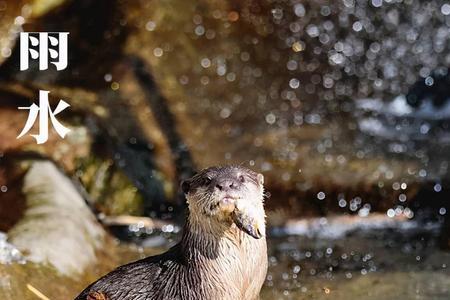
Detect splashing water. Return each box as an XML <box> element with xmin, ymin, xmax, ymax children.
<box><xmin>0</xmin><ymin>232</ymin><xmax>24</xmax><ymax>265</ymax></box>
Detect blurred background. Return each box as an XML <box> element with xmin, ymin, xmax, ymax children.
<box><xmin>1</xmin><ymin>0</ymin><xmax>450</xmax><ymax>299</ymax></box>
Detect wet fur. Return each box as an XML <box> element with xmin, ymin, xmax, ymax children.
<box><xmin>76</xmin><ymin>166</ymin><xmax>267</xmax><ymax>300</ymax></box>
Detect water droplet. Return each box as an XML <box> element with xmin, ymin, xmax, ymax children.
<box><xmin>289</xmin><ymin>78</ymin><xmax>300</xmax><ymax>89</ymax></box>
<box><xmin>434</xmin><ymin>183</ymin><xmax>442</xmax><ymax>192</ymax></box>
<box><xmin>317</xmin><ymin>192</ymin><xmax>326</xmax><ymax>200</ymax></box>
<box><xmin>195</xmin><ymin>26</ymin><xmax>205</xmax><ymax>36</ymax></box>
<box><xmin>352</xmin><ymin>21</ymin><xmax>363</xmax><ymax>32</ymax></box>
<box><xmin>228</xmin><ymin>11</ymin><xmax>239</xmax><ymax>22</ymax></box>
<box><xmin>371</xmin><ymin>0</ymin><xmax>383</xmax><ymax>8</ymax></box>
<box><xmin>286</xmin><ymin>60</ymin><xmax>298</xmax><ymax>71</ymax></box>
<box><xmin>293</xmin><ymin>4</ymin><xmax>305</xmax><ymax>17</ymax></box>
<box><xmin>292</xmin><ymin>41</ymin><xmax>304</xmax><ymax>52</ymax></box>
<box><xmin>111</xmin><ymin>82</ymin><xmax>120</xmax><ymax>91</ymax></box>
<box><xmin>441</xmin><ymin>3</ymin><xmax>450</xmax><ymax>15</ymax></box>
<box><xmin>271</xmin><ymin>8</ymin><xmax>283</xmax><ymax>20</ymax></box>
<box><xmin>425</xmin><ymin>76</ymin><xmax>434</xmax><ymax>86</ymax></box>
<box><xmin>145</xmin><ymin>21</ymin><xmax>156</xmax><ymax>31</ymax></box>
<box><xmin>220</xmin><ymin>108</ymin><xmax>231</xmax><ymax>119</ymax></box>
<box><xmin>265</xmin><ymin>113</ymin><xmax>276</xmax><ymax>124</ymax></box>
<box><xmin>306</xmin><ymin>24</ymin><xmax>319</xmax><ymax>37</ymax></box>
<box><xmin>153</xmin><ymin>47</ymin><xmax>163</xmax><ymax>57</ymax></box>
<box><xmin>1</xmin><ymin>47</ymin><xmax>11</xmax><ymax>58</ymax></box>
<box><xmin>200</xmin><ymin>58</ymin><xmax>211</xmax><ymax>68</ymax></box>
<box><xmin>104</xmin><ymin>74</ymin><xmax>112</xmax><ymax>82</ymax></box>
<box><xmin>387</xmin><ymin>209</ymin><xmax>395</xmax><ymax>218</ymax></box>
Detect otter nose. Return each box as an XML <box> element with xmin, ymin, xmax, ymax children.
<box><xmin>215</xmin><ymin>180</ymin><xmax>237</xmax><ymax>191</ymax></box>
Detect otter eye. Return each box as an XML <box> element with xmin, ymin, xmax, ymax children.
<box><xmin>181</xmin><ymin>180</ymin><xmax>191</xmax><ymax>194</ymax></box>
<box><xmin>203</xmin><ymin>177</ymin><xmax>212</xmax><ymax>186</ymax></box>
<box><xmin>239</xmin><ymin>175</ymin><xmax>245</xmax><ymax>183</ymax></box>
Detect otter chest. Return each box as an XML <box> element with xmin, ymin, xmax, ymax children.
<box><xmin>203</xmin><ymin>234</ymin><xmax>267</xmax><ymax>300</ymax></box>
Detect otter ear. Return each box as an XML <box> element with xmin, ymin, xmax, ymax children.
<box><xmin>257</xmin><ymin>173</ymin><xmax>264</xmax><ymax>185</ymax></box>
<box><xmin>181</xmin><ymin>179</ymin><xmax>191</xmax><ymax>194</ymax></box>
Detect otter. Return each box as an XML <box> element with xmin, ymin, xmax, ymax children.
<box><xmin>75</xmin><ymin>166</ymin><xmax>268</xmax><ymax>300</ymax></box>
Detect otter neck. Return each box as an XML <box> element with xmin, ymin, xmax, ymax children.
<box><xmin>179</xmin><ymin>213</ymin><xmax>267</xmax><ymax>300</ymax></box>
<box><xmin>180</xmin><ymin>213</ymin><xmax>264</xmax><ymax>262</ymax></box>
<box><xmin>181</xmin><ymin>213</ymin><xmax>266</xmax><ymax>297</ymax></box>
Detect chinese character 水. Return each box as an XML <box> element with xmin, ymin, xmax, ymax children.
<box><xmin>17</xmin><ymin>90</ymin><xmax>71</xmax><ymax>144</ymax></box>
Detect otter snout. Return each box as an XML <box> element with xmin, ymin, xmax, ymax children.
<box><xmin>215</xmin><ymin>178</ymin><xmax>240</xmax><ymax>192</ymax></box>
<box><xmin>215</xmin><ymin>178</ymin><xmax>241</xmax><ymax>214</ymax></box>
<box><xmin>218</xmin><ymin>196</ymin><xmax>237</xmax><ymax>214</ymax></box>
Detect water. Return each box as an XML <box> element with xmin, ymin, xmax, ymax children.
<box><xmin>112</xmin><ymin>217</ymin><xmax>450</xmax><ymax>299</ymax></box>
<box><xmin>262</xmin><ymin>218</ymin><xmax>450</xmax><ymax>299</ymax></box>
<box><xmin>1</xmin><ymin>216</ymin><xmax>449</xmax><ymax>299</ymax></box>
<box><xmin>97</xmin><ymin>216</ymin><xmax>450</xmax><ymax>299</ymax></box>
<box><xmin>0</xmin><ymin>232</ymin><xmax>24</xmax><ymax>265</ymax></box>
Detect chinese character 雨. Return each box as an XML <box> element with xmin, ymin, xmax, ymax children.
<box><xmin>20</xmin><ymin>32</ymin><xmax>69</xmax><ymax>71</ymax></box>
<box><xmin>17</xmin><ymin>90</ymin><xmax>71</xmax><ymax>144</ymax></box>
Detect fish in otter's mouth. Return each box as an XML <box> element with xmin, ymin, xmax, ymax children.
<box><xmin>182</xmin><ymin>165</ymin><xmax>266</xmax><ymax>239</ymax></box>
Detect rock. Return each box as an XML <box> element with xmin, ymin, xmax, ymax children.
<box><xmin>8</xmin><ymin>160</ymin><xmax>106</xmax><ymax>276</ymax></box>
<box><xmin>0</xmin><ymin>158</ymin><xmax>135</xmax><ymax>300</ymax></box>
<box><xmin>0</xmin><ymin>2</ymin><xmax>192</xmax><ymax>211</ymax></box>
<box><xmin>0</xmin><ymin>157</ymin><xmax>166</xmax><ymax>299</ymax></box>
<box><xmin>79</xmin><ymin>156</ymin><xmax>145</xmax><ymax>216</ymax></box>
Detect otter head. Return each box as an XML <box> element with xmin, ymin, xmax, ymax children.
<box><xmin>182</xmin><ymin>166</ymin><xmax>265</xmax><ymax>239</ymax></box>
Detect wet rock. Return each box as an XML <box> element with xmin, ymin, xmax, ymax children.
<box><xmin>79</xmin><ymin>156</ymin><xmax>144</xmax><ymax>216</ymax></box>
<box><xmin>0</xmin><ymin>81</ymin><xmax>175</xmax><ymax>217</ymax></box>
<box><xmin>0</xmin><ymin>86</ymin><xmax>92</xmax><ymax>171</ymax></box>
<box><xmin>8</xmin><ymin>160</ymin><xmax>106</xmax><ymax>276</ymax></box>
<box><xmin>0</xmin><ymin>157</ymin><xmax>142</xmax><ymax>300</ymax></box>
<box><xmin>0</xmin><ymin>0</ymin><xmax>193</xmax><ymax>211</ymax></box>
